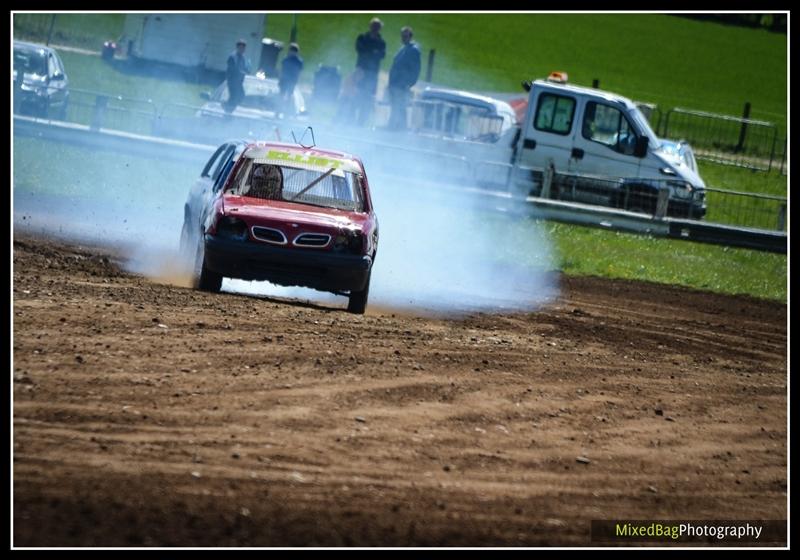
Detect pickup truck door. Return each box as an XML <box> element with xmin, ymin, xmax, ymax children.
<box><xmin>569</xmin><ymin>101</ymin><xmax>643</xmax><ymax>204</ymax></box>
<box><xmin>516</xmin><ymin>89</ymin><xmax>579</xmax><ymax>192</ymax></box>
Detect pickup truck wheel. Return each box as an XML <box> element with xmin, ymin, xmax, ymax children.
<box><xmin>347</xmin><ymin>273</ymin><xmax>371</xmax><ymax>314</ymax></box>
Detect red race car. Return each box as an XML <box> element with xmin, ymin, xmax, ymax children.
<box><xmin>180</xmin><ymin>139</ymin><xmax>379</xmax><ymax>313</ymax></box>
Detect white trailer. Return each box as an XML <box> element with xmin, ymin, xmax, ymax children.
<box><xmin>121</xmin><ymin>14</ymin><xmax>265</xmax><ymax>73</ymax></box>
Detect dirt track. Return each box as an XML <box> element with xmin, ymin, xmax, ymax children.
<box><xmin>12</xmin><ymin>235</ymin><xmax>787</xmax><ymax>546</ymax></box>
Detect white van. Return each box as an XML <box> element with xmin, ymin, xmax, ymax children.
<box><xmin>514</xmin><ymin>73</ymin><xmax>706</xmax><ymax>219</ymax></box>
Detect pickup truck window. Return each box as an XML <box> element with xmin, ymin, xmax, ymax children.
<box><xmin>534</xmin><ymin>93</ymin><xmax>575</xmax><ymax>135</ymax></box>
<box><xmin>582</xmin><ymin>102</ymin><xmax>638</xmax><ymax>156</ymax></box>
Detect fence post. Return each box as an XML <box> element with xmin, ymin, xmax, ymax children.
<box><xmin>779</xmin><ymin>138</ymin><xmax>787</xmax><ymax>175</ymax></box>
<box><xmin>91</xmin><ymin>95</ymin><xmax>109</xmax><ymax>130</ymax></box>
<box><xmin>655</xmin><ymin>187</ymin><xmax>670</xmax><ymax>219</ymax></box>
<box><xmin>777</xmin><ymin>203</ymin><xmax>786</xmax><ymax>231</ymax></box>
<box><xmin>541</xmin><ymin>159</ymin><xmax>554</xmax><ymax>199</ymax></box>
<box><xmin>426</xmin><ymin>49</ymin><xmax>435</xmax><ymax>83</ymax></box>
<box><xmin>290</xmin><ymin>14</ymin><xmax>298</xmax><ymax>43</ymax></box>
<box><xmin>46</xmin><ymin>14</ymin><xmax>56</xmax><ymax>46</ymax></box>
<box><xmin>735</xmin><ymin>101</ymin><xmax>751</xmax><ymax>153</ymax></box>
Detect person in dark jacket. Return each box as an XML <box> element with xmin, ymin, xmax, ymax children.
<box><xmin>279</xmin><ymin>43</ymin><xmax>304</xmax><ymax>115</ymax></box>
<box><xmin>387</xmin><ymin>26</ymin><xmax>421</xmax><ymax>130</ymax></box>
<box><xmin>353</xmin><ymin>17</ymin><xmax>386</xmax><ymax>126</ymax></box>
<box><xmin>225</xmin><ymin>39</ymin><xmax>252</xmax><ymax>113</ymax></box>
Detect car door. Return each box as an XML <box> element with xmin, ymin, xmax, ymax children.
<box><xmin>517</xmin><ymin>89</ymin><xmax>579</xmax><ymax>185</ymax></box>
<box><xmin>187</xmin><ymin>143</ymin><xmax>228</xmax><ymax>231</ymax></box>
<box><xmin>197</xmin><ymin>143</ymin><xmax>238</xmax><ymax>230</ymax></box>
<box><xmin>518</xmin><ymin>88</ymin><xmax>579</xmax><ymax>195</ymax></box>
<box><xmin>45</xmin><ymin>52</ymin><xmax>66</xmax><ymax>109</ymax></box>
<box><xmin>50</xmin><ymin>52</ymin><xmax>68</xmax><ymax>107</ymax></box>
<box><xmin>570</xmin><ymin>101</ymin><xmax>643</xmax><ymax>204</ymax></box>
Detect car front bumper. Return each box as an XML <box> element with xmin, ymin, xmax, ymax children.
<box><xmin>204</xmin><ymin>234</ymin><xmax>373</xmax><ymax>292</ymax></box>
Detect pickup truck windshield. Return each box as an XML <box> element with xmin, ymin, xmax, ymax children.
<box><xmin>629</xmin><ymin>106</ymin><xmax>661</xmax><ymax>149</ymax></box>
<box><xmin>229</xmin><ymin>159</ymin><xmax>365</xmax><ymax>212</ymax></box>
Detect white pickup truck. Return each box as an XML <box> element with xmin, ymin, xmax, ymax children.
<box><xmin>387</xmin><ymin>74</ymin><xmax>706</xmax><ymax>219</ymax></box>
<box><xmin>509</xmin><ymin>72</ymin><xmax>706</xmax><ymax>219</ymax></box>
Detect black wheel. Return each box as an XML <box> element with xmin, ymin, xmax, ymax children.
<box><xmin>198</xmin><ymin>259</ymin><xmax>222</xmax><ymax>292</ymax></box>
<box><xmin>191</xmin><ymin>232</ymin><xmax>222</xmax><ymax>293</ymax></box>
<box><xmin>347</xmin><ymin>272</ymin><xmax>371</xmax><ymax>314</ymax></box>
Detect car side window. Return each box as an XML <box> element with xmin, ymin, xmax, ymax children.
<box><xmin>582</xmin><ymin>102</ymin><xmax>638</xmax><ymax>155</ymax></box>
<box><xmin>201</xmin><ymin>144</ymin><xmax>227</xmax><ymax>178</ymax></box>
<box><xmin>211</xmin><ymin>146</ymin><xmax>235</xmax><ymax>182</ymax></box>
<box><xmin>213</xmin><ymin>159</ymin><xmax>236</xmax><ymax>193</ymax></box>
<box><xmin>534</xmin><ymin>93</ymin><xmax>576</xmax><ymax>135</ymax></box>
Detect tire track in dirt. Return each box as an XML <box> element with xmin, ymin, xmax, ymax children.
<box><xmin>13</xmin><ymin>235</ymin><xmax>787</xmax><ymax>546</ymax></box>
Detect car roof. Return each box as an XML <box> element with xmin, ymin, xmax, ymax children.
<box><xmin>532</xmin><ymin>79</ymin><xmax>636</xmax><ymax>109</ymax></box>
<box><xmin>14</xmin><ymin>40</ymin><xmax>56</xmax><ymax>56</ymax></box>
<box><xmin>420</xmin><ymin>87</ymin><xmax>515</xmax><ymax>115</ymax></box>
<box><xmin>242</xmin><ymin>141</ymin><xmax>363</xmax><ymax>174</ymax></box>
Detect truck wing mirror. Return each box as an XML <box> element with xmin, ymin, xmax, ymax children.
<box><xmin>634</xmin><ymin>136</ymin><xmax>649</xmax><ymax>158</ymax></box>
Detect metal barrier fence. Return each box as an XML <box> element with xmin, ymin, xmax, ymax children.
<box><xmin>704</xmin><ymin>187</ymin><xmax>787</xmax><ymax>232</ymax></box>
<box><xmin>635</xmin><ymin>101</ymin><xmax>662</xmax><ymax>137</ymax></box>
<box><xmin>530</xmin><ymin>171</ymin><xmax>786</xmax><ymax>231</ymax></box>
<box><xmin>663</xmin><ymin>107</ymin><xmax>780</xmax><ymax>172</ymax></box>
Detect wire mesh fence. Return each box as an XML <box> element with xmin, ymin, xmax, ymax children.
<box><xmin>61</xmin><ymin>88</ymin><xmax>157</xmax><ymax>135</ymax></box>
<box><xmin>662</xmin><ymin>107</ymin><xmax>780</xmax><ymax>172</ymax></box>
<box><xmin>521</xmin><ymin>169</ymin><xmax>786</xmax><ymax>231</ymax></box>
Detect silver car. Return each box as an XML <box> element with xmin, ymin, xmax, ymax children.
<box><xmin>13</xmin><ymin>40</ymin><xmax>70</xmax><ymax>119</ymax></box>
<box><xmin>197</xmin><ymin>74</ymin><xmax>306</xmax><ymax>121</ymax></box>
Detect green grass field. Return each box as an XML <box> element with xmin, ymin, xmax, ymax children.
<box><xmin>13</xmin><ymin>13</ymin><xmax>787</xmax><ymax>301</ymax></box>
<box><xmin>14</xmin><ymin>12</ymin><xmax>787</xmax><ymax>131</ymax></box>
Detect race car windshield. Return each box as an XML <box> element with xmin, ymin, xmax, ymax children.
<box><xmin>230</xmin><ymin>160</ymin><xmax>365</xmax><ymax>212</ymax></box>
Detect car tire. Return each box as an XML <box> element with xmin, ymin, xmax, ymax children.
<box><xmin>179</xmin><ymin>214</ymin><xmax>193</xmax><ymax>261</ymax></box>
<box><xmin>191</xmin><ymin>232</ymin><xmax>222</xmax><ymax>293</ymax></box>
<box><xmin>347</xmin><ymin>272</ymin><xmax>371</xmax><ymax>314</ymax></box>
<box><xmin>198</xmin><ymin>259</ymin><xmax>223</xmax><ymax>293</ymax></box>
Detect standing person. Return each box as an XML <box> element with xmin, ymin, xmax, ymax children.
<box><xmin>225</xmin><ymin>39</ymin><xmax>251</xmax><ymax>113</ymax></box>
<box><xmin>387</xmin><ymin>26</ymin><xmax>421</xmax><ymax>130</ymax></box>
<box><xmin>353</xmin><ymin>17</ymin><xmax>386</xmax><ymax>126</ymax></box>
<box><xmin>278</xmin><ymin>43</ymin><xmax>304</xmax><ymax>116</ymax></box>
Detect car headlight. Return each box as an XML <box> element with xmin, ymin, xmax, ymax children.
<box><xmin>333</xmin><ymin>230</ymin><xmax>363</xmax><ymax>254</ymax></box>
<box><xmin>216</xmin><ymin>216</ymin><xmax>249</xmax><ymax>241</ymax></box>
<box><xmin>670</xmin><ymin>181</ymin><xmax>694</xmax><ymax>199</ymax></box>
